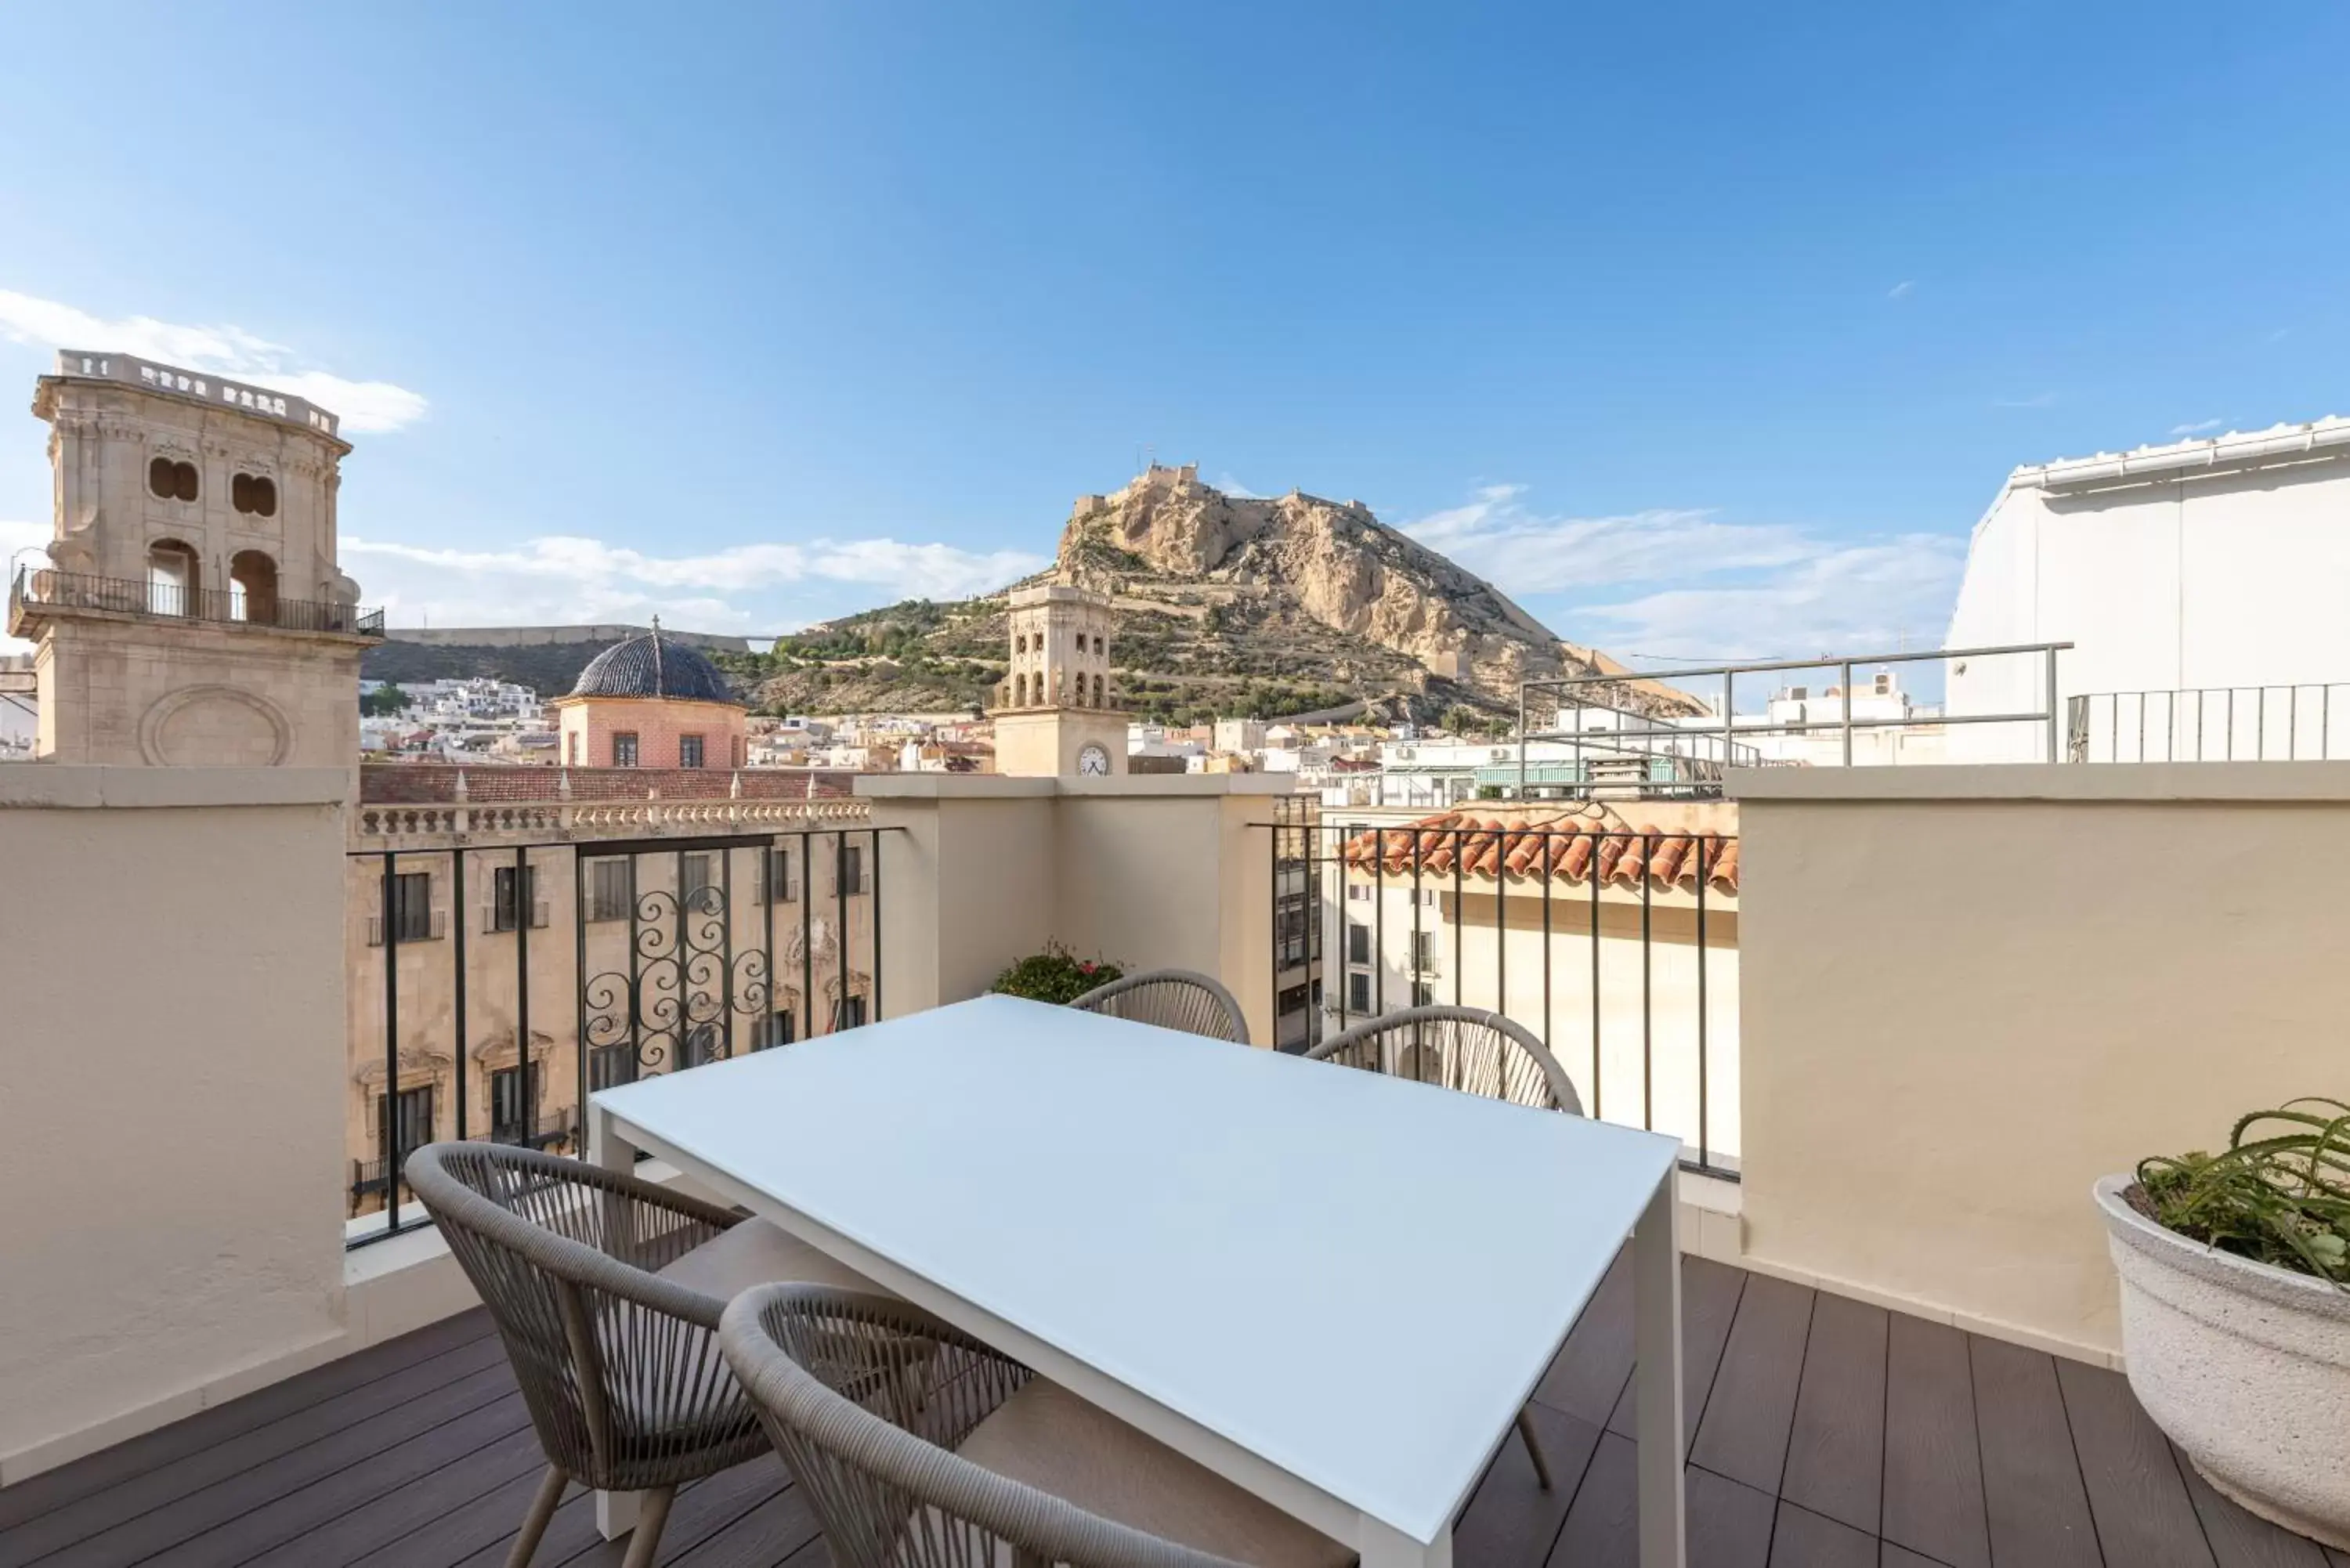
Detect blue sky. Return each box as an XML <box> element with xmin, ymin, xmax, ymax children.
<box><xmin>3</xmin><ymin>2</ymin><xmax>2344</xmax><ymax>663</ymax></box>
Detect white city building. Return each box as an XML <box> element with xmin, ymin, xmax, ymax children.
<box><xmin>1946</xmin><ymin>417</ymin><xmax>2350</xmax><ymax>761</ymax></box>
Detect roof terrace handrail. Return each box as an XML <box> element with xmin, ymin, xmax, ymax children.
<box><xmin>1523</xmin><ymin>639</ymin><xmax>2074</xmax><ymax>689</ymax></box>
<box><xmin>12</xmin><ymin>565</ymin><xmax>386</xmax><ymax>638</ymax></box>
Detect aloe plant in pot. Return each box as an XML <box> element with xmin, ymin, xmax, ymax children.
<box><xmin>2095</xmin><ymin>1099</ymin><xmax>2350</xmax><ymax>1550</ymax></box>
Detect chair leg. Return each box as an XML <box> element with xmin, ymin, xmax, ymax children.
<box><xmin>1515</xmin><ymin>1407</ymin><xmax>1556</xmax><ymax>1490</ymax></box>
<box><xmin>506</xmin><ymin>1465</ymin><xmax>569</xmax><ymax>1568</ymax></box>
<box><xmin>618</xmin><ymin>1484</ymin><xmax>677</xmax><ymax>1568</ymax></box>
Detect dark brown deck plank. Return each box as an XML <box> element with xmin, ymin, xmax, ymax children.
<box><xmin>1769</xmin><ymin>1501</ymin><xmax>1876</xmax><ymax>1568</ymax></box>
<box><xmin>1545</xmin><ymin>1430</ymin><xmax>1638</xmax><ymax>1568</ymax></box>
<box><xmin>1969</xmin><ymin>1335</ymin><xmax>2100</xmax><ymax>1568</ymax></box>
<box><xmin>1687</xmin><ymin>1464</ymin><xmax>1776</xmax><ymax>1568</ymax></box>
<box><xmin>451</xmin><ymin>1458</ymin><xmax>790</xmax><ymax>1568</ymax></box>
<box><xmin>662</xmin><ymin>1481</ymin><xmax>823</xmax><ymax>1567</ymax></box>
<box><xmin>0</xmin><ymin>1335</ymin><xmax>512</xmax><ymax>1568</ymax></box>
<box><xmin>0</xmin><ymin>1309</ymin><xmax>495</xmax><ymax>1533</ymax></box>
<box><xmin>28</xmin><ymin>1367</ymin><xmax>520</xmax><ymax>1568</ymax></box>
<box><xmin>121</xmin><ymin>1393</ymin><xmax>533</xmax><ymax>1568</ymax></box>
<box><xmin>1455</xmin><ymin>1404</ymin><xmax>1602</xmax><ymax>1568</ymax></box>
<box><xmin>1607</xmin><ymin>1255</ymin><xmax>1748</xmax><ymax>1449</ymax></box>
<box><xmin>1532</xmin><ymin>1250</ymin><xmax>1637</xmax><ymax>1428</ymax></box>
<box><xmin>2174</xmin><ymin>1440</ymin><xmax>2331</xmax><ymax>1568</ymax></box>
<box><xmin>1690</xmin><ymin>1274</ymin><xmax>1816</xmax><ymax>1496</ymax></box>
<box><xmin>1881</xmin><ymin>1314</ymin><xmax>1989</xmax><ymax>1568</ymax></box>
<box><xmin>1880</xmin><ymin>1546</ymin><xmax>1950</xmax><ymax>1568</ymax></box>
<box><xmin>2054</xmin><ymin>1358</ymin><xmax>2215</xmax><ymax>1568</ymax></box>
<box><xmin>232</xmin><ymin>1422</ymin><xmax>545</xmax><ymax>1567</ymax></box>
<box><xmin>1780</xmin><ymin>1291</ymin><xmax>1888</xmax><ymax>1537</ymax></box>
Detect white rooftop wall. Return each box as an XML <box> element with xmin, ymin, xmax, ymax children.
<box><xmin>1946</xmin><ymin>428</ymin><xmax>2350</xmax><ymax>761</ymax></box>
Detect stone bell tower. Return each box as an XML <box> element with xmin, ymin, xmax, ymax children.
<box><xmin>7</xmin><ymin>350</ymin><xmax>380</xmax><ymax>766</ymax></box>
<box><xmin>990</xmin><ymin>583</ymin><xmax>1126</xmax><ymax>777</ymax></box>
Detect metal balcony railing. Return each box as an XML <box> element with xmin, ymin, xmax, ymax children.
<box><xmin>10</xmin><ymin>566</ymin><xmax>386</xmax><ymax>638</ymax></box>
<box><xmin>2067</xmin><ymin>685</ymin><xmax>2350</xmax><ymax>763</ymax></box>
<box><xmin>349</xmin><ymin>825</ymin><xmax>895</xmax><ymax>1248</ymax></box>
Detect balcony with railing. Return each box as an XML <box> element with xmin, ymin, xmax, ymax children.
<box><xmin>4</xmin><ymin>761</ymin><xmax>2347</xmax><ymax>1566</ymax></box>
<box><xmin>8</xmin><ymin>566</ymin><xmax>387</xmax><ymax>639</ymax></box>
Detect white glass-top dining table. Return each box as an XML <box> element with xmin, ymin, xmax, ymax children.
<box><xmin>586</xmin><ymin>992</ymin><xmax>1687</xmax><ymax>1568</ymax></box>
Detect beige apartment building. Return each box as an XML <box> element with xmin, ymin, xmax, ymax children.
<box><xmin>342</xmin><ymin>633</ymin><xmax>877</xmax><ymax>1221</ymax></box>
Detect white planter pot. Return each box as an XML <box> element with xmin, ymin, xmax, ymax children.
<box><xmin>2096</xmin><ymin>1174</ymin><xmax>2350</xmax><ymax>1550</ymax></box>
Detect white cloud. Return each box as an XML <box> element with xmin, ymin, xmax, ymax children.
<box><xmin>342</xmin><ymin>532</ymin><xmax>1047</xmax><ymax>630</ymax></box>
<box><xmin>1401</xmin><ymin>482</ymin><xmax>1965</xmax><ymax>663</ymax></box>
<box><xmin>2168</xmin><ymin>418</ymin><xmax>2225</xmax><ymax>436</ymax></box>
<box><xmin>0</xmin><ymin>287</ymin><xmax>428</xmax><ymax>433</ymax></box>
<box><xmin>1404</xmin><ymin>486</ymin><xmax>1813</xmax><ymax>594</ymax></box>
<box><xmin>1888</xmin><ymin>280</ymin><xmax>1914</xmax><ymax>299</ymax></box>
<box><xmin>1576</xmin><ymin>536</ymin><xmax>1966</xmax><ymax>662</ymax></box>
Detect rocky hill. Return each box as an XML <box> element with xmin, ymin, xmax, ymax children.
<box><xmin>367</xmin><ymin>468</ymin><xmax>1690</xmax><ymax>728</ymax></box>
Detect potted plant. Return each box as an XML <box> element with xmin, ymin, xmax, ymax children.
<box><xmin>2095</xmin><ymin>1099</ymin><xmax>2350</xmax><ymax>1549</ymax></box>
<box><xmin>989</xmin><ymin>942</ymin><xmax>1123</xmax><ymax>1005</ymax></box>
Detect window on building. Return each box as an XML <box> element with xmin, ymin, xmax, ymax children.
<box><xmin>1346</xmin><ymin>881</ymin><xmax>1372</xmax><ymax>903</ymax></box>
<box><xmin>683</xmin><ymin>1024</ymin><xmax>724</xmax><ymax>1068</ymax></box>
<box><xmin>490</xmin><ymin>864</ymin><xmax>539</xmax><ymax>933</ymax></box>
<box><xmin>682</xmin><ymin>852</ymin><xmax>717</xmax><ymax>905</ymax></box>
<box><xmin>1278</xmin><ymin>982</ymin><xmax>1310</xmax><ymax>1017</ymax></box>
<box><xmin>1412</xmin><ymin>978</ymin><xmax>1436</xmax><ymax>1007</ymax></box>
<box><xmin>732</xmin><ymin>735</ymin><xmax>743</xmax><ymax>768</ymax></box>
<box><xmin>585</xmin><ymin>858</ymin><xmax>631</xmax><ymax>922</ymax></box>
<box><xmin>1092</xmin><ymin>674</ymin><xmax>1104</xmax><ymax>706</ymax></box>
<box><xmin>1411</xmin><ymin>929</ymin><xmax>1436</xmax><ymax>974</ymax></box>
<box><xmin>613</xmin><ymin>732</ymin><xmax>639</xmax><ymax>768</ymax></box>
<box><xmin>755</xmin><ymin>1010</ymin><xmax>797</xmax><ymax>1051</ymax></box>
<box><xmin>759</xmin><ymin>847</ymin><xmax>796</xmax><ymax>904</ymax></box>
<box><xmin>228</xmin><ymin>550</ymin><xmax>277</xmax><ymax>624</ymax></box>
<box><xmin>389</xmin><ymin>871</ymin><xmax>436</xmax><ymax>942</ymax></box>
<box><xmin>1346</xmin><ymin>973</ymin><xmax>1372</xmax><ymax>1014</ymax></box>
<box><xmin>230</xmin><ymin>473</ymin><xmax>278</xmax><ymax>517</ymax></box>
<box><xmin>679</xmin><ymin>734</ymin><xmax>705</xmax><ymax>769</ymax></box>
<box><xmin>836</xmin><ymin>841</ymin><xmax>866</xmax><ymax>895</ymax></box>
<box><xmin>588</xmin><ymin>1042</ymin><xmax>638</xmax><ymax>1091</ymax></box>
<box><xmin>1347</xmin><ymin>921</ymin><xmax>1371</xmax><ymax>965</ymax></box>
<box><xmin>379</xmin><ymin>1085</ymin><xmax>434</xmax><ymax>1169</ymax></box>
<box><xmin>146</xmin><ymin>538</ymin><xmax>199</xmax><ymax>616</ymax></box>
<box><xmin>147</xmin><ymin>457</ymin><xmax>199</xmax><ymax>502</ymax></box>
<box><xmin>834</xmin><ymin>995</ymin><xmax>868</xmax><ymax>1031</ymax></box>
<box><xmin>566</xmin><ymin>732</ymin><xmax>580</xmax><ymax>765</ymax></box>
<box><xmin>489</xmin><ymin>1062</ymin><xmax>536</xmax><ymax>1143</ymax></box>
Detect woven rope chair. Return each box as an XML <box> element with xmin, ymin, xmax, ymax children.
<box><xmin>1307</xmin><ymin>1004</ymin><xmax>1582</xmax><ymax>1115</ymax></box>
<box><xmin>720</xmin><ymin>1284</ymin><xmax>1352</xmax><ymax>1568</ymax></box>
<box><xmin>1305</xmin><ymin>1006</ymin><xmax>1581</xmax><ymax>1488</ymax></box>
<box><xmin>1070</xmin><ymin>968</ymin><xmax>1250</xmax><ymax>1045</ymax></box>
<box><xmin>408</xmin><ymin>1143</ymin><xmax>827</xmax><ymax>1567</ymax></box>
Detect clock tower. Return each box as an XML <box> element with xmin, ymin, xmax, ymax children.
<box><xmin>989</xmin><ymin>583</ymin><xmax>1126</xmax><ymax>778</ymax></box>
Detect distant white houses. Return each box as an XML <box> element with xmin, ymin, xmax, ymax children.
<box><xmin>1947</xmin><ymin>417</ymin><xmax>2350</xmax><ymax>761</ymax></box>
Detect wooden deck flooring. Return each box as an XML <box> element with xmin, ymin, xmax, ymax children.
<box><xmin>3</xmin><ymin>1256</ymin><xmax>2342</xmax><ymax>1568</ymax></box>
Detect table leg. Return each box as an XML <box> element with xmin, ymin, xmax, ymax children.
<box><xmin>1359</xmin><ymin>1516</ymin><xmax>1451</xmax><ymax>1568</ymax></box>
<box><xmin>584</xmin><ymin>1101</ymin><xmax>645</xmax><ymax>1542</ymax></box>
<box><xmin>1632</xmin><ymin>1171</ymin><xmax>1687</xmax><ymax>1568</ymax></box>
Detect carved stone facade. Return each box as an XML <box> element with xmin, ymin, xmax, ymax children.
<box><xmin>11</xmin><ymin>351</ymin><xmax>374</xmax><ymax>767</ymax></box>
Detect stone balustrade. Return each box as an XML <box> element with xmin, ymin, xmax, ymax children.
<box><xmin>351</xmin><ymin>794</ymin><xmax>872</xmax><ymax>847</ymax></box>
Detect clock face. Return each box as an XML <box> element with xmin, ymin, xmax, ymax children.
<box><xmin>1077</xmin><ymin>742</ymin><xmax>1111</xmax><ymax>776</ymax></box>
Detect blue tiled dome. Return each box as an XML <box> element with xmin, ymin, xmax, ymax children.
<box><xmin>569</xmin><ymin>626</ymin><xmax>742</xmax><ymax>706</ymax></box>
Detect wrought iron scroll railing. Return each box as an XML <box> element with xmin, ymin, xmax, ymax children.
<box><xmin>346</xmin><ymin>822</ymin><xmax>891</xmax><ymax>1245</ymax></box>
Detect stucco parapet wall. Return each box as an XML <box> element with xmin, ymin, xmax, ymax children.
<box><xmin>857</xmin><ymin>773</ymin><xmax>1300</xmax><ymax>801</ymax></box>
<box><xmin>1727</xmin><ymin>761</ymin><xmax>2350</xmax><ymax>805</ymax></box>
<box><xmin>0</xmin><ymin>764</ymin><xmax>352</xmax><ymax>810</ymax></box>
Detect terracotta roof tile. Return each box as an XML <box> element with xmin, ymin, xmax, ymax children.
<box><xmin>1340</xmin><ymin>805</ymin><xmax>1739</xmax><ymax>894</ymax></box>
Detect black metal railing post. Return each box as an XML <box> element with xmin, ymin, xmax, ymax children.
<box><xmin>378</xmin><ymin>851</ymin><xmax>399</xmax><ymax>1231</ymax></box>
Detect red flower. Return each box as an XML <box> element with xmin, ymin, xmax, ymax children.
<box><xmin>1079</xmin><ymin>961</ymin><xmax>1097</xmax><ymax>974</ymax></box>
